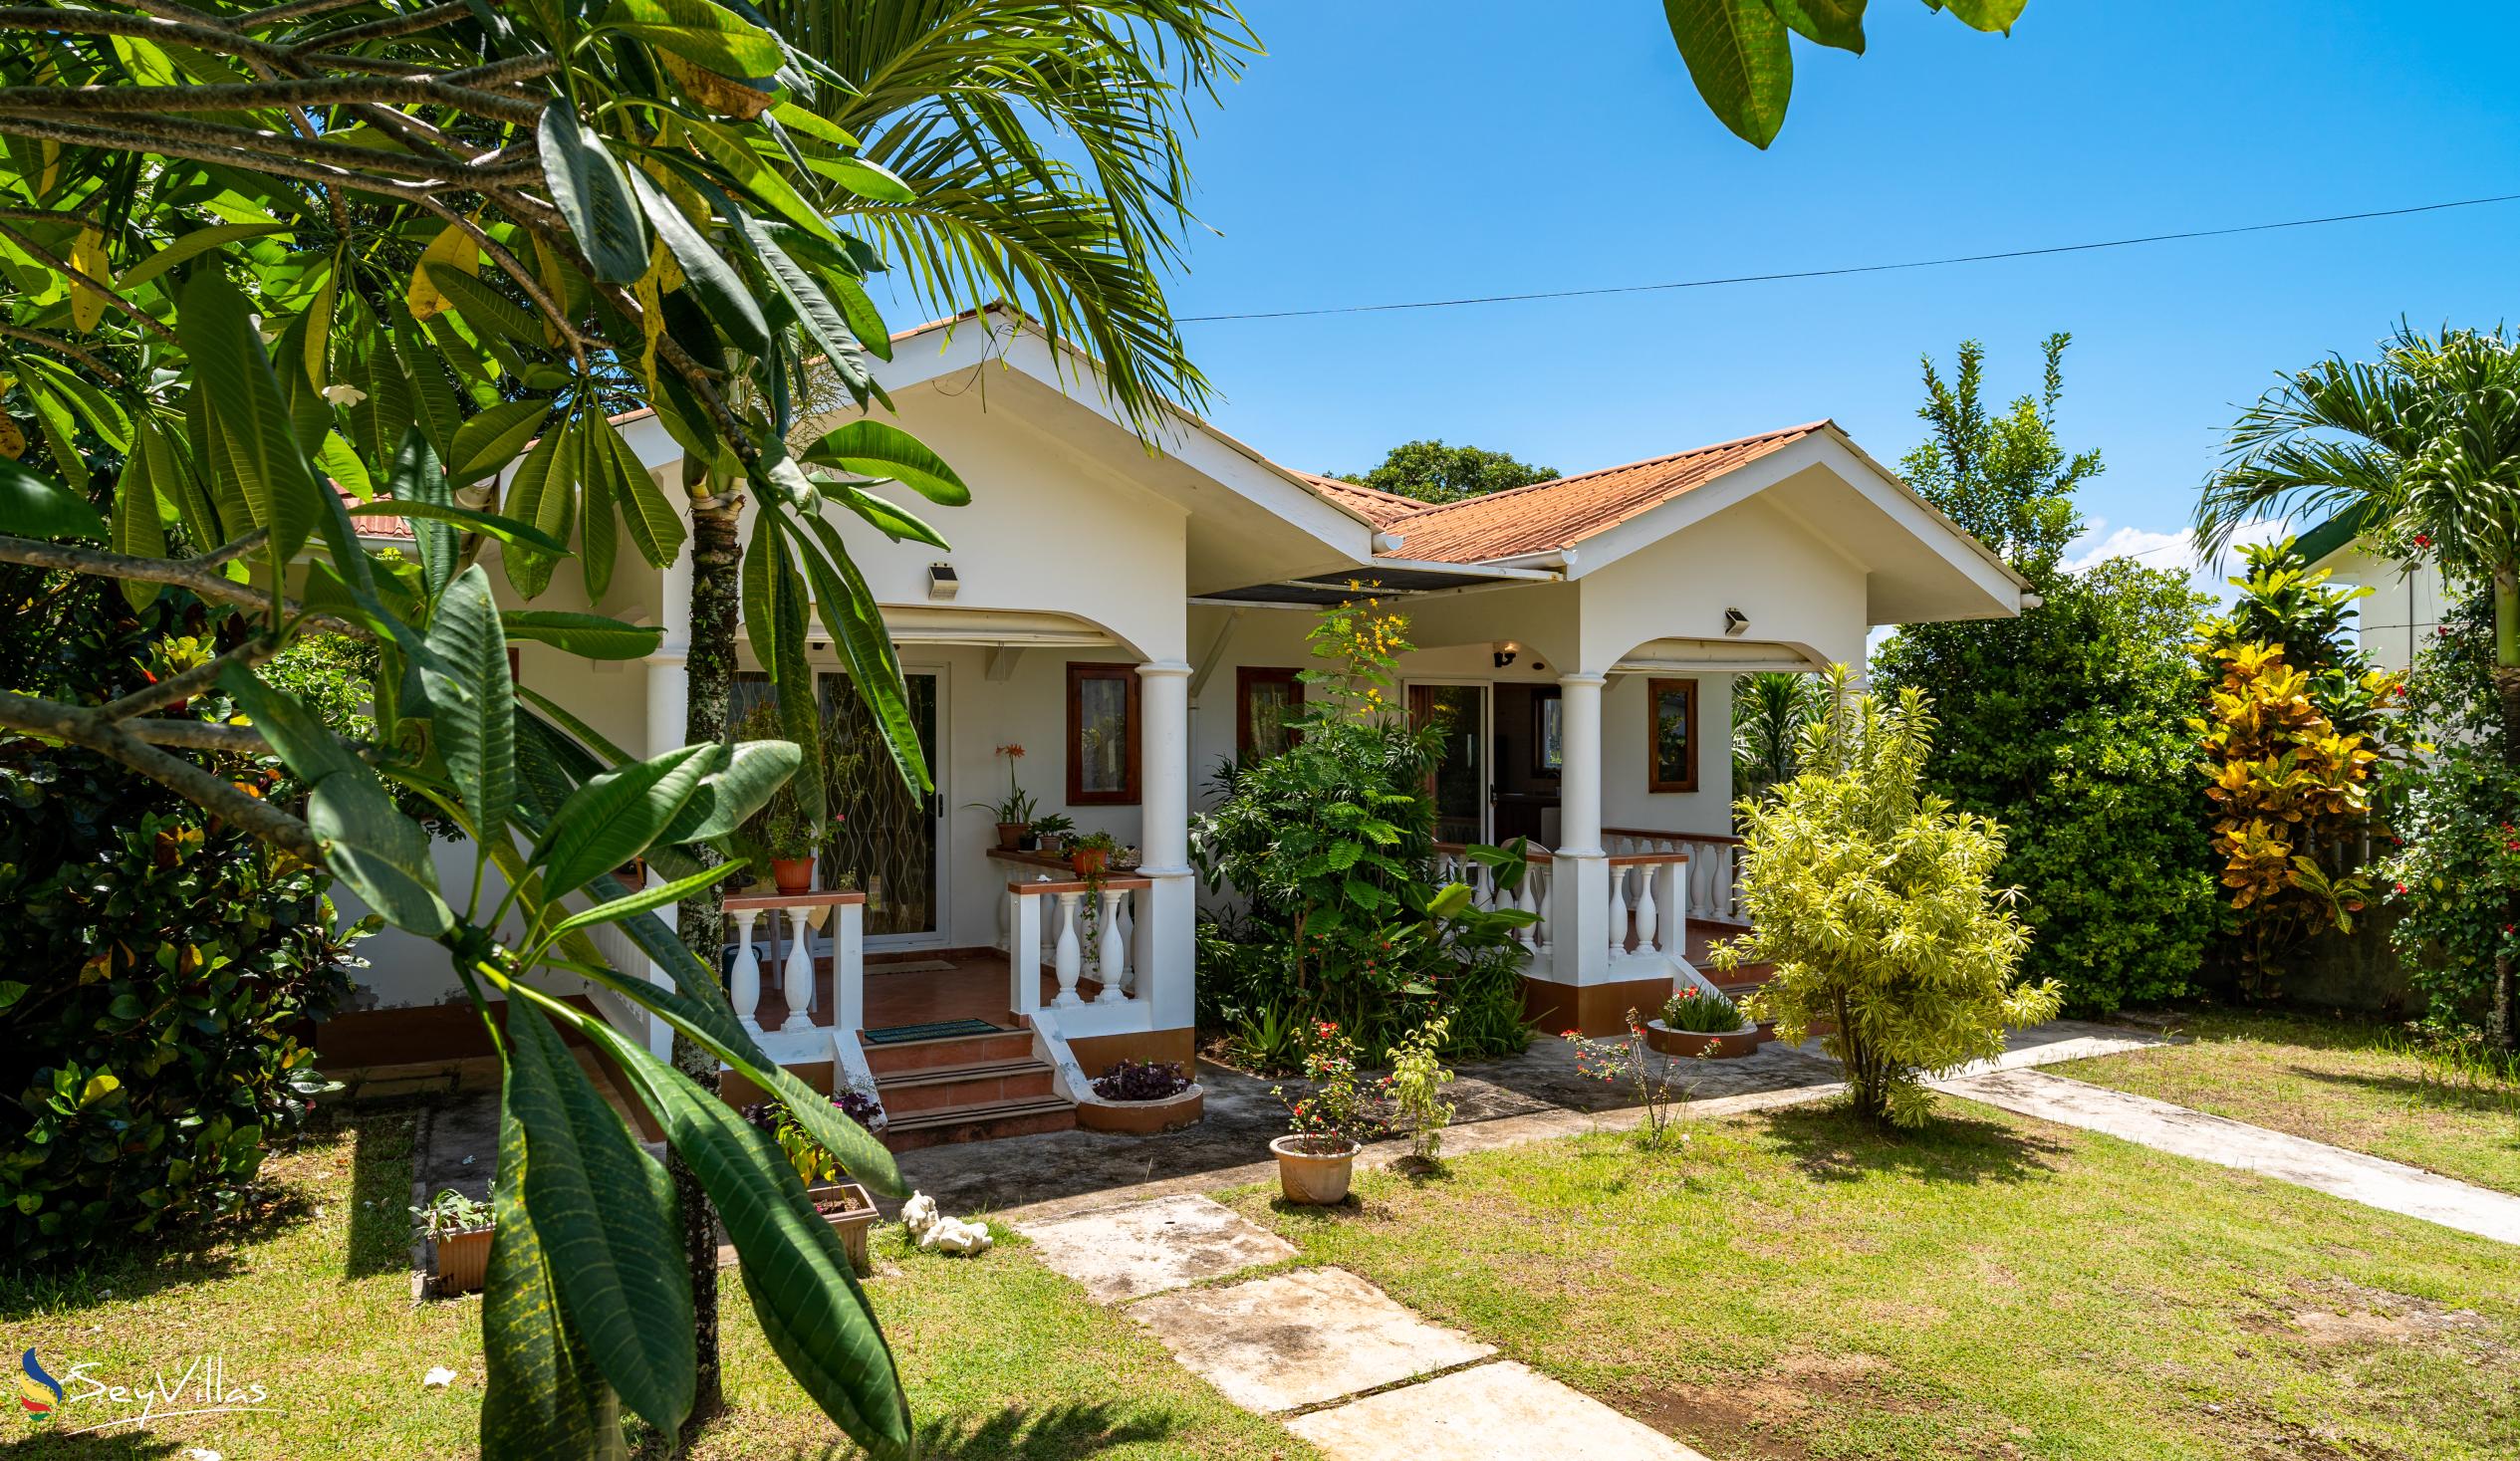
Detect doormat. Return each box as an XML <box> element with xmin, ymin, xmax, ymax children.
<box><xmin>863</xmin><ymin>1019</ymin><xmax>1009</xmax><ymax>1045</ymax></box>
<box><xmin>867</xmin><ymin>958</ymin><xmax>957</xmax><ymax>975</ymax></box>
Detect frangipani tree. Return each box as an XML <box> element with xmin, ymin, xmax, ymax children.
<box><xmin>0</xmin><ymin>1</ymin><xmax>1002</xmax><ymax>1452</ymax></box>
<box><xmin>1662</xmin><ymin>0</ymin><xmax>2028</xmax><ymax>148</ymax></box>
<box><xmin>1713</xmin><ymin>667</ymin><xmax>2058</xmax><ymax>1126</ymax></box>
<box><xmin>2197</xmin><ymin>325</ymin><xmax>2520</xmax><ymax>1048</ymax></box>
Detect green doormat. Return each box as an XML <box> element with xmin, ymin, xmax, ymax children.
<box><xmin>863</xmin><ymin>1018</ymin><xmax>1010</xmax><ymax>1045</ymax></box>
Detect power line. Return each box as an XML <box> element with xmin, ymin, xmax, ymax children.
<box><xmin>1178</xmin><ymin>190</ymin><xmax>2520</xmax><ymax>325</ymax></box>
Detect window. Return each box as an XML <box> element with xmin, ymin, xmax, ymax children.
<box><xmin>1646</xmin><ymin>677</ymin><xmax>1698</xmax><ymax>794</ymax></box>
<box><xmin>1236</xmin><ymin>666</ymin><xmax>1302</xmax><ymax>761</ymax></box>
<box><xmin>1531</xmin><ymin>686</ymin><xmax>1563</xmax><ymax>776</ymax></box>
<box><xmin>1067</xmin><ymin>662</ymin><xmax>1141</xmax><ymax>805</ymax></box>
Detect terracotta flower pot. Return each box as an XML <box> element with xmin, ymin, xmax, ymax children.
<box><xmin>772</xmin><ymin>857</ymin><xmax>816</xmax><ymax>895</ymax></box>
<box><xmin>1077</xmin><ymin>1085</ymin><xmax>1204</xmax><ymax>1134</ymax></box>
<box><xmin>432</xmin><ymin>1226</ymin><xmax>493</xmax><ymax>1296</ymax></box>
<box><xmin>1271</xmin><ymin>1134</ymin><xmax>1360</xmax><ymax>1204</ymax></box>
<box><xmin>1644</xmin><ymin>1019</ymin><xmax>1763</xmax><ymax>1060</ymax></box>
<box><xmin>995</xmin><ymin>821</ymin><xmax>1027</xmax><ymax>851</ymax></box>
<box><xmin>1069</xmin><ymin>847</ymin><xmax>1108</xmax><ymax>877</ymax></box>
<box><xmin>806</xmin><ymin>1179</ymin><xmax>879</xmax><ymax>1277</ymax></box>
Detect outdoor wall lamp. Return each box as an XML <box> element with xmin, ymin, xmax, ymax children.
<box><xmin>927</xmin><ymin>563</ymin><xmax>959</xmax><ymax>601</ymax></box>
<box><xmin>1492</xmin><ymin>640</ymin><xmax>1519</xmax><ymax>668</ymax></box>
<box><xmin>1722</xmin><ymin>608</ymin><xmax>1750</xmax><ymax>636</ymax></box>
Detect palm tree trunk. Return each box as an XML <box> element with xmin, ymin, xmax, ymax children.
<box><xmin>2494</xmin><ymin>573</ymin><xmax>2520</xmax><ymax>1054</ymax></box>
<box><xmin>672</xmin><ymin>475</ymin><xmax>743</xmax><ymax>1428</ymax></box>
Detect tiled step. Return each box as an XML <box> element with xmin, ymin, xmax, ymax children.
<box><xmin>880</xmin><ymin>1094</ymin><xmax>1077</xmax><ymax>1151</ymax></box>
<box><xmin>877</xmin><ymin>1057</ymin><xmax>1057</xmax><ymax>1115</ymax></box>
<box><xmin>861</xmin><ymin>1028</ymin><xmax>1036</xmax><ymax>1076</ymax></box>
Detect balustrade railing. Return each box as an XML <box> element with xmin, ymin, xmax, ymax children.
<box><xmin>1606</xmin><ymin>827</ymin><xmax>1745</xmax><ymax>925</ymax></box>
<box><xmin>1432</xmin><ymin>843</ymin><xmax>1555</xmax><ymax>957</ymax></box>
<box><xmin>722</xmin><ymin>889</ymin><xmax>865</xmax><ymax>1037</ymax></box>
<box><xmin>1006</xmin><ymin>874</ymin><xmax>1153</xmax><ymax>1018</ymax></box>
<box><xmin>1605</xmin><ymin>852</ymin><xmax>1688</xmax><ymax>959</ymax></box>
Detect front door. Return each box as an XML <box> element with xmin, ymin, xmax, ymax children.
<box><xmin>1409</xmin><ymin>683</ymin><xmax>1489</xmax><ymax>845</ymax></box>
<box><xmin>731</xmin><ymin>669</ymin><xmax>943</xmax><ymax>940</ymax></box>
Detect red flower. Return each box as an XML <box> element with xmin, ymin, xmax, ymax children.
<box><xmin>2394</xmin><ymin>882</ymin><xmax>2409</xmax><ymax>894</ymax></box>
<box><xmin>2412</xmin><ymin>532</ymin><xmax>2432</xmax><ymax>549</ymax></box>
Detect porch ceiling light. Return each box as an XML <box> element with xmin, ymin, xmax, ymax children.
<box><xmin>927</xmin><ymin>563</ymin><xmax>959</xmax><ymax>601</ymax></box>
<box><xmin>1722</xmin><ymin>608</ymin><xmax>1749</xmax><ymax>637</ymax></box>
<box><xmin>1492</xmin><ymin>639</ymin><xmax>1518</xmax><ymax>669</ymax></box>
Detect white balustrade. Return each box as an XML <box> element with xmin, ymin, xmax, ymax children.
<box><xmin>1006</xmin><ymin>874</ymin><xmax>1152</xmax><ymax>1016</ymax></box>
<box><xmin>780</xmin><ymin>907</ymin><xmax>815</xmax><ymax>1034</ymax></box>
<box><xmin>1606</xmin><ymin>865</ymin><xmax>1629</xmax><ymax>958</ymax></box>
<box><xmin>728</xmin><ymin>907</ymin><xmax>764</xmax><ymax>1033</ymax></box>
<box><xmin>1052</xmin><ymin>890</ymin><xmax>1085</xmax><ymax>1006</ymax></box>
<box><xmin>719</xmin><ymin>891</ymin><xmax>865</xmax><ymax>1038</ymax></box>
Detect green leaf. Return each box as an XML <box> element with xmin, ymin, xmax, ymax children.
<box><xmin>392</xmin><ymin>318</ymin><xmax>465</xmax><ymax>462</ymax></box>
<box><xmin>0</xmin><ymin>459</ymin><xmax>107</xmax><ymax>540</ymax></box>
<box><xmin>1663</xmin><ymin>0</ymin><xmax>1795</xmax><ymax>149</ymax></box>
<box><xmin>588</xmin><ymin>408</ymin><xmax>686</xmax><ymax>568</ymax></box>
<box><xmin>531</xmin><ymin>742</ymin><xmax>719</xmax><ymax>896</ymax></box>
<box><xmin>656</xmin><ymin>739</ymin><xmax>800</xmax><ymax>844</ymax></box>
<box><xmin>111</xmin><ymin>438</ymin><xmax>167</xmax><ymax>608</ymax></box>
<box><xmin>140</xmin><ymin>413</ymin><xmax>223</xmax><ymax>557</ymax></box>
<box><xmin>742</xmin><ymin>215</ymin><xmax>877</xmax><ymax>387</ymax></box>
<box><xmin>769</xmin><ymin>541</ymin><xmax>822</xmax><ymax>819</ymax></box>
<box><xmin>447</xmin><ymin>396</ymin><xmax>554</xmax><ymax>487</ymax></box>
<box><xmin>797</xmin><ymin>420</ymin><xmax>969</xmax><ymax>505</ymax></box>
<box><xmin>808</xmin><ymin>154</ymin><xmax>914</xmax><ymax>205</ymax></box>
<box><xmin>426</xmin><ymin>262</ymin><xmax>545</xmax><ymax>348</ymax></box>
<box><xmin>1772</xmin><ymin>0</ymin><xmax>1866</xmax><ymax>52</ymax></box>
<box><xmin>1933</xmin><ymin>0</ymin><xmax>2026</xmax><ymax>32</ymax></box>
<box><xmin>502</xmin><ymin>996</ymin><xmax>693</xmax><ymax>1434</ymax></box>
<box><xmin>539</xmin><ymin>103</ymin><xmax>653</xmax><ymax>285</ymax></box>
<box><xmin>821</xmin><ymin>478</ymin><xmax>947</xmax><ymax>549</ymax></box>
<box><xmin>543</xmin><ymin>860</ymin><xmax>746</xmax><ymax>943</ymax></box>
<box><xmin>115</xmin><ymin>222</ymin><xmax>289</xmax><ymax>292</ymax></box>
<box><xmin>220</xmin><ymin>666</ymin><xmax>451</xmax><ymax>934</ymax></box>
<box><xmin>424</xmin><ymin>566</ymin><xmax>518</xmax><ymax>843</ymax></box>
<box><xmin>625</xmin><ymin>166</ymin><xmax>768</xmax><ymax>357</ymax></box>
<box><xmin>687</xmin><ymin>122</ymin><xmax>835</xmax><ymax>243</ymax></box>
<box><xmin>181</xmin><ymin>269</ymin><xmax>321</xmax><ymax>566</ymax></box>
<box><xmin>384</xmin><ymin>426</ymin><xmax>457</xmax><ymax>597</ymax></box>
<box><xmin>501</xmin><ymin>411</ymin><xmax>577</xmax><ymax>600</ymax></box>
<box><xmin>571</xmin><ymin>1018</ymin><xmax>913</xmax><ymax>1458</ymax></box>
<box><xmin>787</xmin><ymin>510</ymin><xmax>930</xmax><ymax>795</ymax></box>
<box><xmin>480</xmin><ymin>1082</ymin><xmax>615</xmax><ymax>1457</ymax></box>
<box><xmin>599</xmin><ymin>0</ymin><xmax>787</xmax><ymax>79</ymax></box>
<box><xmin>577</xmin><ymin>401</ymin><xmax>618</xmax><ymax>601</ymax></box>
<box><xmin>740</xmin><ymin>506</ymin><xmax>782</xmax><ymax>697</ymax></box>
<box><xmin>500</xmin><ymin>610</ymin><xmax>663</xmax><ymax>660</ymax></box>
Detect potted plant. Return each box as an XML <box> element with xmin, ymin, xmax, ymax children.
<box><xmin>967</xmin><ymin>743</ymin><xmax>1038</xmax><ymax>851</ymax></box>
<box><xmin>745</xmin><ymin>1087</ymin><xmax>884</xmax><ymax>1276</ymax></box>
<box><xmin>1028</xmin><ymin>812</ymin><xmax>1074</xmax><ymax>852</ymax></box>
<box><xmin>1269</xmin><ymin>1021</ymin><xmax>1386</xmax><ymax>1204</ymax></box>
<box><xmin>411</xmin><ymin>1188</ymin><xmax>494</xmax><ymax>1296</ymax></box>
<box><xmin>1069</xmin><ymin>828</ymin><xmax>1119</xmax><ymax>877</ymax></box>
<box><xmin>1076</xmin><ymin>1058</ymin><xmax>1205</xmax><ymax>1133</ymax></box>
<box><xmin>762</xmin><ymin>799</ymin><xmax>820</xmax><ymax>895</ymax></box>
<box><xmin>1645</xmin><ymin>983</ymin><xmax>1761</xmax><ymax>1059</ymax></box>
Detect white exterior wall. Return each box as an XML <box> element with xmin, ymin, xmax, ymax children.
<box><xmin>2320</xmin><ymin>545</ymin><xmax>2449</xmax><ymax>675</ymax></box>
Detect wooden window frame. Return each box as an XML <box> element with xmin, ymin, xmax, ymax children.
<box><xmin>1067</xmin><ymin>661</ymin><xmax>1142</xmax><ymax>806</ymax></box>
<box><xmin>1645</xmin><ymin>677</ymin><xmax>1699</xmax><ymax>795</ymax></box>
<box><xmin>1235</xmin><ymin>665</ymin><xmax>1304</xmax><ymax>761</ymax></box>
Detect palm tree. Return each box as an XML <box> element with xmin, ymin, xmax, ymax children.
<box><xmin>2195</xmin><ymin>324</ymin><xmax>2520</xmax><ymax>1050</ymax></box>
<box><xmin>1732</xmin><ymin>671</ymin><xmax>1824</xmax><ymax>811</ymax></box>
<box><xmin>664</xmin><ymin>3</ymin><xmax>1253</xmax><ymax>1423</ymax></box>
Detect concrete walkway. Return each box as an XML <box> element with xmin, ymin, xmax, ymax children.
<box><xmin>1016</xmin><ymin>1192</ymin><xmax>1712</xmax><ymax>1460</ymax></box>
<box><xmin>1940</xmin><ymin>1066</ymin><xmax>2520</xmax><ymax>1246</ymax></box>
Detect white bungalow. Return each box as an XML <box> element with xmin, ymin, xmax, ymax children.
<box><xmin>327</xmin><ymin>309</ymin><xmax>2031</xmax><ymax>1145</ymax></box>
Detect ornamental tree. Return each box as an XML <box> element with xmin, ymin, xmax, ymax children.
<box><xmin>1714</xmin><ymin>666</ymin><xmax>2059</xmax><ymax>1127</ymax></box>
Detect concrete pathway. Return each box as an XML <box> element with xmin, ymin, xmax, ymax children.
<box><xmin>1940</xmin><ymin>1066</ymin><xmax>2520</xmax><ymax>1246</ymax></box>
<box><xmin>1016</xmin><ymin>1193</ymin><xmax>1710</xmax><ymax>1460</ymax></box>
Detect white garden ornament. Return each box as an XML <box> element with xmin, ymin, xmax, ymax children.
<box><xmin>900</xmin><ymin>1191</ymin><xmax>992</xmax><ymax>1256</ymax></box>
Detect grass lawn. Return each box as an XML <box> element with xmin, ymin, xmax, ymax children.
<box><xmin>1233</xmin><ymin>1097</ymin><xmax>2520</xmax><ymax>1461</ymax></box>
<box><xmin>2053</xmin><ymin>1007</ymin><xmax>2520</xmax><ymax>1198</ymax></box>
<box><xmin>0</xmin><ymin>1102</ymin><xmax>1303</xmax><ymax>1460</ymax></box>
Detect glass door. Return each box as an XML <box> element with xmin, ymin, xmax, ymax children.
<box><xmin>1409</xmin><ymin>683</ymin><xmax>1489</xmax><ymax>845</ymax></box>
<box><xmin>730</xmin><ymin>670</ymin><xmax>941</xmax><ymax>939</ymax></box>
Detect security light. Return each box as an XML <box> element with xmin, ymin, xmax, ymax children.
<box><xmin>928</xmin><ymin>563</ymin><xmax>959</xmax><ymax>601</ymax></box>
<box><xmin>1722</xmin><ymin>608</ymin><xmax>1749</xmax><ymax>636</ymax></box>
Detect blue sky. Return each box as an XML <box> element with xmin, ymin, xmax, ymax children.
<box><xmin>1113</xmin><ymin>2</ymin><xmax>2520</xmax><ymax>585</ymax></box>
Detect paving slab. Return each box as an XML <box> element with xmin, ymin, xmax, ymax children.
<box><xmin>1286</xmin><ymin>1359</ymin><xmax>1714</xmax><ymax>1461</ymax></box>
<box><xmin>1129</xmin><ymin>1267</ymin><xmax>1493</xmax><ymax>1412</ymax></box>
<box><xmin>1017</xmin><ymin>1193</ymin><xmax>1297</xmax><ymax>1303</ymax></box>
<box><xmin>1942</xmin><ymin>1067</ymin><xmax>2520</xmax><ymax>1246</ymax></box>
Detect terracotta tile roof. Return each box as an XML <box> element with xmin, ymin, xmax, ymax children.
<box><xmin>1331</xmin><ymin>422</ymin><xmax>1827</xmax><ymax>565</ymax></box>
<box><xmin>333</xmin><ymin>484</ymin><xmax>414</xmax><ymax>539</ymax></box>
<box><xmin>1289</xmin><ymin>471</ymin><xmax>1425</xmax><ymax>530</ymax></box>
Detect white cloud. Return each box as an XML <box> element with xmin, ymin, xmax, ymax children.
<box><xmin>2063</xmin><ymin>516</ymin><xmax>2292</xmax><ymax>602</ymax></box>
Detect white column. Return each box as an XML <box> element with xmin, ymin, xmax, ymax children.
<box><xmin>1135</xmin><ymin>660</ymin><xmax>1192</xmax><ymax>874</ymax></box>
<box><xmin>728</xmin><ymin>908</ymin><xmax>762</xmax><ymax>1032</ymax></box>
<box><xmin>778</xmin><ymin>906</ymin><xmax>815</xmax><ymax>1034</ymax></box>
<box><xmin>1557</xmin><ymin>672</ymin><xmax>1605</xmax><ymax>857</ymax></box>
<box><xmin>1095</xmin><ymin>887</ymin><xmax>1128</xmax><ymax>1002</ymax></box>
<box><xmin>1552</xmin><ymin>672</ymin><xmax>1612</xmax><ymax>987</ymax></box>
<box><xmin>1052</xmin><ymin>890</ymin><xmax>1085</xmax><ymax>1007</ymax></box>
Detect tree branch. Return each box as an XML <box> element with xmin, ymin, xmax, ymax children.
<box><xmin>289</xmin><ymin>0</ymin><xmax>465</xmax><ymax>51</ymax></box>
<box><xmin>0</xmin><ymin>114</ymin><xmax>517</xmax><ymax>199</ymax></box>
<box><xmin>129</xmin><ymin>719</ymin><xmax>271</xmax><ymax>754</ymax></box>
<box><xmin>0</xmin><ymin>322</ymin><xmax>128</xmax><ymax>386</ymax></box>
<box><xmin>0</xmin><ymin>532</ymin><xmax>374</xmax><ymax>640</ymax></box>
<box><xmin>0</xmin><ymin>690</ymin><xmax>328</xmax><ymax>868</ymax></box>
<box><xmin>100</xmin><ymin>633</ymin><xmax>280</xmax><ymax>722</ymax></box>
<box><xmin>0</xmin><ymin>220</ymin><xmax>181</xmax><ymax>347</ymax></box>
<box><xmin>0</xmin><ymin>76</ymin><xmax>542</xmax><ymax>126</ymax></box>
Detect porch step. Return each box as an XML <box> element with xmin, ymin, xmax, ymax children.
<box><xmin>862</xmin><ymin>1028</ymin><xmax>1036</xmax><ymax>1077</ymax></box>
<box><xmin>877</xmin><ymin>1057</ymin><xmax>1057</xmax><ymax>1115</ymax></box>
<box><xmin>879</xmin><ymin>1094</ymin><xmax>1077</xmax><ymax>1151</ymax></box>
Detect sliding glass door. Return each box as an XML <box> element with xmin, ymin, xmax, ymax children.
<box><xmin>730</xmin><ymin>670</ymin><xmax>941</xmax><ymax>939</ymax></box>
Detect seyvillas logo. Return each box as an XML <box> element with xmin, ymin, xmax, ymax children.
<box><xmin>18</xmin><ymin>1349</ymin><xmax>62</xmax><ymax>1415</ymax></box>
<box><xmin>13</xmin><ymin>1346</ymin><xmax>279</xmax><ymax>1434</ymax></box>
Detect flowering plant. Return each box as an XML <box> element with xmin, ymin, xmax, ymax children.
<box><xmin>1658</xmin><ymin>983</ymin><xmax>1748</xmax><ymax>1034</ymax></box>
<box><xmin>1565</xmin><ymin>1011</ymin><xmax>1694</xmax><ymax>1150</ymax></box>
<box><xmin>745</xmin><ymin>1082</ymin><xmax>886</xmax><ymax>1185</ymax></box>
<box><xmin>968</xmin><ymin>743</ymin><xmax>1038</xmax><ymax>825</ymax></box>
<box><xmin>1274</xmin><ymin>1021</ymin><xmax>1387</xmax><ymax>1152</ymax></box>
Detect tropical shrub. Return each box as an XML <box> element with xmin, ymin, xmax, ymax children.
<box><xmin>1386</xmin><ymin>1017</ymin><xmax>1456</xmax><ymax>1163</ymax></box>
<box><xmin>1875</xmin><ymin>338</ymin><xmax>2218</xmax><ymax>1015</ymax></box>
<box><xmin>1716</xmin><ymin>668</ymin><xmax>2060</xmax><ymax>1127</ymax></box>
<box><xmin>1193</xmin><ymin>596</ymin><xmax>1532</xmax><ymax>1064</ymax></box>
<box><xmin>0</xmin><ymin>581</ymin><xmax>364</xmax><ymax>1264</ymax></box>
<box><xmin>1731</xmin><ymin>670</ymin><xmax>1825</xmax><ymax>810</ymax></box>
<box><xmin>1564</xmin><ymin>1016</ymin><xmax>1694</xmax><ymax>1150</ymax></box>
<box><xmin>2191</xmin><ymin>542</ymin><xmax>2398</xmax><ymax>998</ymax></box>
<box><xmin>1091</xmin><ymin>1060</ymin><xmax>1193</xmax><ymax>1101</ymax></box>
<box><xmin>1658</xmin><ymin>983</ymin><xmax>1748</xmax><ymax>1034</ymax></box>
<box><xmin>1274</xmin><ymin>1021</ymin><xmax>1386</xmax><ymax>1152</ymax></box>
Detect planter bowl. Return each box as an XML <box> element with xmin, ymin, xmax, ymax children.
<box><xmin>806</xmin><ymin>1179</ymin><xmax>879</xmax><ymax>1277</ymax></box>
<box><xmin>994</xmin><ymin>822</ymin><xmax>1027</xmax><ymax>851</ymax></box>
<box><xmin>771</xmin><ymin>857</ymin><xmax>816</xmax><ymax>895</ymax></box>
<box><xmin>1068</xmin><ymin>847</ymin><xmax>1107</xmax><ymax>876</ymax></box>
<box><xmin>1076</xmin><ymin>1084</ymin><xmax>1203</xmax><ymax>1134</ymax></box>
<box><xmin>1270</xmin><ymin>1134</ymin><xmax>1360</xmax><ymax>1205</ymax></box>
<box><xmin>431</xmin><ymin>1226</ymin><xmax>493</xmax><ymax>1296</ymax></box>
<box><xmin>1644</xmin><ymin>1019</ymin><xmax>1763</xmax><ymax>1060</ymax></box>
